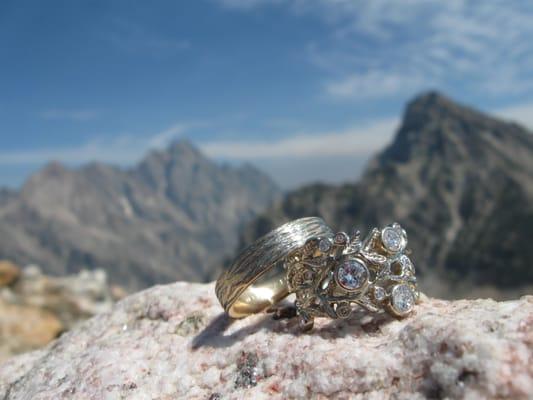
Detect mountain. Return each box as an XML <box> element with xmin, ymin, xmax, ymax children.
<box><xmin>240</xmin><ymin>92</ymin><xmax>533</xmax><ymax>299</ymax></box>
<box><xmin>0</xmin><ymin>140</ymin><xmax>280</xmax><ymax>290</ymax></box>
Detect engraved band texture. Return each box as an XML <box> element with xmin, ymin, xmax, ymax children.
<box><xmin>216</xmin><ymin>217</ymin><xmax>333</xmax><ymax>318</ymax></box>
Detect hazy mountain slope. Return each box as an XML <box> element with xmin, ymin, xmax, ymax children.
<box><xmin>0</xmin><ymin>140</ymin><xmax>280</xmax><ymax>290</ymax></box>
<box><xmin>240</xmin><ymin>92</ymin><xmax>533</xmax><ymax>298</ymax></box>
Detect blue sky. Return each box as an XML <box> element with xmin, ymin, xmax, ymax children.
<box><xmin>1</xmin><ymin>0</ymin><xmax>533</xmax><ymax>188</ymax></box>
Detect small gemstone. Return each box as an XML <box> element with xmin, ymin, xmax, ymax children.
<box><xmin>373</xmin><ymin>286</ymin><xmax>387</xmax><ymax>302</ymax></box>
<box><xmin>399</xmin><ymin>255</ymin><xmax>414</xmax><ymax>274</ymax></box>
<box><xmin>303</xmin><ymin>270</ymin><xmax>314</xmax><ymax>282</ymax></box>
<box><xmin>351</xmin><ymin>229</ymin><xmax>361</xmax><ymax>240</ymax></box>
<box><xmin>335</xmin><ymin>303</ymin><xmax>352</xmax><ymax>319</ymax></box>
<box><xmin>390</xmin><ymin>284</ymin><xmax>415</xmax><ymax>316</ymax></box>
<box><xmin>335</xmin><ymin>258</ymin><xmax>368</xmax><ymax>291</ymax></box>
<box><xmin>318</xmin><ymin>238</ymin><xmax>332</xmax><ymax>253</ymax></box>
<box><xmin>334</xmin><ymin>232</ymin><xmax>348</xmax><ymax>245</ymax></box>
<box><xmin>382</xmin><ymin>227</ymin><xmax>405</xmax><ymax>252</ymax></box>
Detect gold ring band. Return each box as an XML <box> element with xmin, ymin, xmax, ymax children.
<box><xmin>215</xmin><ymin>217</ymin><xmax>333</xmax><ymax>318</ymax></box>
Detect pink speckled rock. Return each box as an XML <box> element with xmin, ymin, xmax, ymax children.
<box><xmin>0</xmin><ymin>282</ymin><xmax>532</xmax><ymax>399</ymax></box>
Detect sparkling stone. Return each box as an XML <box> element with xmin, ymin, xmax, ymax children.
<box><xmin>399</xmin><ymin>255</ymin><xmax>415</xmax><ymax>274</ymax></box>
<box><xmin>318</xmin><ymin>238</ymin><xmax>332</xmax><ymax>253</ymax></box>
<box><xmin>334</xmin><ymin>232</ymin><xmax>348</xmax><ymax>245</ymax></box>
<box><xmin>390</xmin><ymin>284</ymin><xmax>415</xmax><ymax>316</ymax></box>
<box><xmin>335</xmin><ymin>258</ymin><xmax>368</xmax><ymax>291</ymax></box>
<box><xmin>373</xmin><ymin>286</ymin><xmax>387</xmax><ymax>302</ymax></box>
<box><xmin>381</xmin><ymin>227</ymin><xmax>405</xmax><ymax>252</ymax></box>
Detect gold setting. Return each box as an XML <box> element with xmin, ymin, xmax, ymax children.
<box><xmin>285</xmin><ymin>223</ymin><xmax>419</xmax><ymax>329</ymax></box>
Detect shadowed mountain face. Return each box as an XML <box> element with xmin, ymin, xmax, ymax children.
<box><xmin>0</xmin><ymin>141</ymin><xmax>280</xmax><ymax>290</ymax></box>
<box><xmin>240</xmin><ymin>92</ymin><xmax>533</xmax><ymax>298</ymax></box>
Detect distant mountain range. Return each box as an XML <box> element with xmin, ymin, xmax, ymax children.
<box><xmin>0</xmin><ymin>141</ymin><xmax>280</xmax><ymax>290</ymax></box>
<box><xmin>240</xmin><ymin>92</ymin><xmax>533</xmax><ymax>299</ymax></box>
<box><xmin>1</xmin><ymin>92</ymin><xmax>532</xmax><ymax>298</ymax></box>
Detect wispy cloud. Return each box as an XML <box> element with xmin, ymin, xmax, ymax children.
<box><xmin>148</xmin><ymin>123</ymin><xmax>190</xmax><ymax>148</ymax></box>
<box><xmin>200</xmin><ymin>118</ymin><xmax>399</xmax><ymax>159</ymax></box>
<box><xmin>39</xmin><ymin>109</ymin><xmax>100</xmax><ymax>121</ymax></box>
<box><xmin>0</xmin><ymin>123</ymin><xmax>189</xmax><ymax>166</ymax></box>
<box><xmin>325</xmin><ymin>71</ymin><xmax>427</xmax><ymax>100</ymax></box>
<box><xmin>217</xmin><ymin>0</ymin><xmax>533</xmax><ymax>100</ymax></box>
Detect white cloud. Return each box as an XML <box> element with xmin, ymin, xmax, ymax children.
<box><xmin>199</xmin><ymin>118</ymin><xmax>399</xmax><ymax>159</ymax></box>
<box><xmin>494</xmin><ymin>103</ymin><xmax>533</xmax><ymax>131</ymax></box>
<box><xmin>198</xmin><ymin>116</ymin><xmax>399</xmax><ymax>188</ymax></box>
<box><xmin>216</xmin><ymin>0</ymin><xmax>533</xmax><ymax>100</ymax></box>
<box><xmin>39</xmin><ymin>109</ymin><xmax>100</xmax><ymax>121</ymax></box>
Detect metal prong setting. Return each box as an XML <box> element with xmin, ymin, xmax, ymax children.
<box><xmin>284</xmin><ymin>223</ymin><xmax>419</xmax><ymax>329</ymax></box>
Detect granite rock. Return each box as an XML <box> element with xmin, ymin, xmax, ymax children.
<box><xmin>0</xmin><ymin>265</ymin><xmax>122</xmax><ymax>362</ymax></box>
<box><xmin>0</xmin><ymin>260</ymin><xmax>20</xmax><ymax>287</ymax></box>
<box><xmin>0</xmin><ymin>299</ymin><xmax>63</xmax><ymax>362</ymax></box>
<box><xmin>0</xmin><ymin>282</ymin><xmax>531</xmax><ymax>400</ymax></box>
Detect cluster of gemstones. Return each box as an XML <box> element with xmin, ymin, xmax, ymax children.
<box><xmin>285</xmin><ymin>223</ymin><xmax>419</xmax><ymax>325</ymax></box>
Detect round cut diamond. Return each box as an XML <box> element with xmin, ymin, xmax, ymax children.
<box><xmin>390</xmin><ymin>284</ymin><xmax>415</xmax><ymax>316</ymax></box>
<box><xmin>335</xmin><ymin>258</ymin><xmax>368</xmax><ymax>291</ymax></box>
<box><xmin>373</xmin><ymin>286</ymin><xmax>387</xmax><ymax>302</ymax></box>
<box><xmin>382</xmin><ymin>227</ymin><xmax>405</xmax><ymax>252</ymax></box>
<box><xmin>318</xmin><ymin>238</ymin><xmax>332</xmax><ymax>253</ymax></box>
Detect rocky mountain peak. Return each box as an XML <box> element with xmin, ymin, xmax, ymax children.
<box><xmin>405</xmin><ymin>91</ymin><xmax>461</xmax><ymax>117</ymax></box>
<box><xmin>379</xmin><ymin>91</ymin><xmax>533</xmax><ymax>166</ymax></box>
<box><xmin>166</xmin><ymin>138</ymin><xmax>210</xmax><ymax>162</ymax></box>
<box><xmin>32</xmin><ymin>161</ymin><xmax>69</xmax><ymax>180</ymax></box>
<box><xmin>167</xmin><ymin>138</ymin><xmax>202</xmax><ymax>157</ymax></box>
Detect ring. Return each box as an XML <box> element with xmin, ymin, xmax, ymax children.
<box><xmin>216</xmin><ymin>217</ymin><xmax>334</xmax><ymax>318</ymax></box>
<box><xmin>284</xmin><ymin>222</ymin><xmax>419</xmax><ymax>328</ymax></box>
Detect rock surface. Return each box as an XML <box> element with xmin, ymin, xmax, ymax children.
<box><xmin>1</xmin><ymin>282</ymin><xmax>531</xmax><ymax>399</ymax></box>
<box><xmin>242</xmin><ymin>92</ymin><xmax>533</xmax><ymax>299</ymax></box>
<box><xmin>0</xmin><ymin>261</ymin><xmax>20</xmax><ymax>287</ymax></box>
<box><xmin>0</xmin><ymin>264</ymin><xmax>122</xmax><ymax>362</ymax></box>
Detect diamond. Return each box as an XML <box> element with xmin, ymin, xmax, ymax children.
<box><xmin>335</xmin><ymin>258</ymin><xmax>368</xmax><ymax>291</ymax></box>
<box><xmin>318</xmin><ymin>238</ymin><xmax>332</xmax><ymax>253</ymax></box>
<box><xmin>399</xmin><ymin>255</ymin><xmax>415</xmax><ymax>274</ymax></box>
<box><xmin>381</xmin><ymin>227</ymin><xmax>405</xmax><ymax>253</ymax></box>
<box><xmin>373</xmin><ymin>286</ymin><xmax>387</xmax><ymax>302</ymax></box>
<box><xmin>390</xmin><ymin>284</ymin><xmax>415</xmax><ymax>316</ymax></box>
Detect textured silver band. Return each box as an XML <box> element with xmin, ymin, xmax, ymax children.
<box><xmin>215</xmin><ymin>217</ymin><xmax>334</xmax><ymax>318</ymax></box>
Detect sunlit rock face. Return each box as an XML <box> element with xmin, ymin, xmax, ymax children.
<box><xmin>1</xmin><ymin>281</ymin><xmax>531</xmax><ymax>399</ymax></box>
